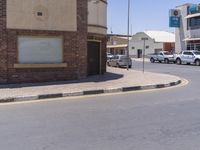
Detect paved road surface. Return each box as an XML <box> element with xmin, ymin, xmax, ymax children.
<box><xmin>0</xmin><ymin>62</ymin><xmax>200</xmax><ymax>150</ymax></box>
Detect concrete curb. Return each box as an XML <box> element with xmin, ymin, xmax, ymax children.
<box><xmin>0</xmin><ymin>80</ymin><xmax>182</xmax><ymax>103</ymax></box>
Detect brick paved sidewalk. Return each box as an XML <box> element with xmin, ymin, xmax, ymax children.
<box><xmin>0</xmin><ymin>67</ymin><xmax>181</xmax><ymax>101</ymax></box>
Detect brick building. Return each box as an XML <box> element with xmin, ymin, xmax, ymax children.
<box><xmin>0</xmin><ymin>0</ymin><xmax>107</xmax><ymax>84</ymax></box>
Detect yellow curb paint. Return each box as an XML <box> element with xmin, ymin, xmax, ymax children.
<box><xmin>0</xmin><ymin>78</ymin><xmax>188</xmax><ymax>106</ymax></box>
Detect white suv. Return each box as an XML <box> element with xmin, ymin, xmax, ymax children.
<box><xmin>107</xmin><ymin>55</ymin><xmax>132</xmax><ymax>68</ymax></box>
<box><xmin>175</xmin><ymin>50</ymin><xmax>200</xmax><ymax>66</ymax></box>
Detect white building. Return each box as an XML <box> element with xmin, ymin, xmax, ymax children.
<box><xmin>129</xmin><ymin>31</ymin><xmax>175</xmax><ymax>58</ymax></box>
<box><xmin>175</xmin><ymin>3</ymin><xmax>200</xmax><ymax>52</ymax></box>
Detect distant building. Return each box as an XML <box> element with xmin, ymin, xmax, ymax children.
<box><xmin>107</xmin><ymin>36</ymin><xmax>128</xmax><ymax>55</ymax></box>
<box><xmin>0</xmin><ymin>0</ymin><xmax>107</xmax><ymax>84</ymax></box>
<box><xmin>129</xmin><ymin>31</ymin><xmax>175</xmax><ymax>58</ymax></box>
<box><xmin>174</xmin><ymin>3</ymin><xmax>200</xmax><ymax>52</ymax></box>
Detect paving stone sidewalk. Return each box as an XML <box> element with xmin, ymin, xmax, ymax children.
<box><xmin>0</xmin><ymin>67</ymin><xmax>182</xmax><ymax>102</ymax></box>
<box><xmin>131</xmin><ymin>58</ymin><xmax>150</xmax><ymax>62</ymax></box>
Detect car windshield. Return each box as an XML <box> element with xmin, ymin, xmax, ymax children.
<box><xmin>194</xmin><ymin>52</ymin><xmax>200</xmax><ymax>55</ymax></box>
<box><xmin>163</xmin><ymin>52</ymin><xmax>171</xmax><ymax>55</ymax></box>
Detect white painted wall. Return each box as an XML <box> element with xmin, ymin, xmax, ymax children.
<box><xmin>88</xmin><ymin>0</ymin><xmax>107</xmax><ymax>34</ymax></box>
<box><xmin>129</xmin><ymin>32</ymin><xmax>164</xmax><ymax>57</ymax></box>
<box><xmin>175</xmin><ymin>4</ymin><xmax>200</xmax><ymax>52</ymax></box>
<box><xmin>7</xmin><ymin>0</ymin><xmax>77</xmax><ymax>31</ymax></box>
<box><xmin>175</xmin><ymin>5</ymin><xmax>188</xmax><ymax>52</ymax></box>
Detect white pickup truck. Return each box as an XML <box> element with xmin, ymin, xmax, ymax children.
<box><xmin>149</xmin><ymin>51</ymin><xmax>175</xmax><ymax>63</ymax></box>
<box><xmin>175</xmin><ymin>50</ymin><xmax>200</xmax><ymax>66</ymax></box>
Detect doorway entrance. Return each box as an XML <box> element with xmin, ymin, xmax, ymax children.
<box><xmin>87</xmin><ymin>41</ymin><xmax>100</xmax><ymax>75</ymax></box>
<box><xmin>137</xmin><ymin>49</ymin><xmax>142</xmax><ymax>58</ymax></box>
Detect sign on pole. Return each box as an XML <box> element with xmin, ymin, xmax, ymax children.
<box><xmin>169</xmin><ymin>9</ymin><xmax>180</xmax><ymax>28</ymax></box>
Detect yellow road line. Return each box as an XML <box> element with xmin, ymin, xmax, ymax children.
<box><xmin>0</xmin><ymin>78</ymin><xmax>189</xmax><ymax>106</ymax></box>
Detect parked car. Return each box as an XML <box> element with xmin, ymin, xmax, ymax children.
<box><xmin>107</xmin><ymin>55</ymin><xmax>132</xmax><ymax>68</ymax></box>
<box><xmin>149</xmin><ymin>51</ymin><xmax>175</xmax><ymax>63</ymax></box>
<box><xmin>175</xmin><ymin>50</ymin><xmax>200</xmax><ymax>66</ymax></box>
<box><xmin>107</xmin><ymin>53</ymin><xmax>114</xmax><ymax>60</ymax></box>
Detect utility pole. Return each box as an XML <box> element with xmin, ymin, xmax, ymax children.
<box><xmin>126</xmin><ymin>0</ymin><xmax>130</xmax><ymax>70</ymax></box>
<box><xmin>141</xmin><ymin>37</ymin><xmax>148</xmax><ymax>73</ymax></box>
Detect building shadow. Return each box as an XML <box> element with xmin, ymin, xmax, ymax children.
<box><xmin>0</xmin><ymin>72</ymin><xmax>124</xmax><ymax>89</ymax></box>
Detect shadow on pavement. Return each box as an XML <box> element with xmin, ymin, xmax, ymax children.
<box><xmin>0</xmin><ymin>72</ymin><xmax>123</xmax><ymax>89</ymax></box>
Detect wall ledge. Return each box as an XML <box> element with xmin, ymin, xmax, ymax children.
<box><xmin>14</xmin><ymin>63</ymin><xmax>67</xmax><ymax>68</ymax></box>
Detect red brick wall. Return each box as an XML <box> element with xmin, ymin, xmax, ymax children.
<box><xmin>7</xmin><ymin>30</ymin><xmax>84</xmax><ymax>83</ymax></box>
<box><xmin>0</xmin><ymin>0</ymin><xmax>107</xmax><ymax>84</ymax></box>
<box><xmin>0</xmin><ymin>0</ymin><xmax>7</xmax><ymax>83</ymax></box>
<box><xmin>0</xmin><ymin>0</ymin><xmax>90</xmax><ymax>84</ymax></box>
<box><xmin>163</xmin><ymin>42</ymin><xmax>175</xmax><ymax>52</ymax></box>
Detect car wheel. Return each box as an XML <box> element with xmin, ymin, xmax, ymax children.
<box><xmin>164</xmin><ymin>58</ymin><xmax>169</xmax><ymax>64</ymax></box>
<box><xmin>176</xmin><ymin>58</ymin><xmax>182</xmax><ymax>65</ymax></box>
<box><xmin>195</xmin><ymin>59</ymin><xmax>200</xmax><ymax>66</ymax></box>
<box><xmin>150</xmin><ymin>58</ymin><xmax>155</xmax><ymax>63</ymax></box>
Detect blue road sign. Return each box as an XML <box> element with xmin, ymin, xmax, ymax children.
<box><xmin>169</xmin><ymin>16</ymin><xmax>180</xmax><ymax>28</ymax></box>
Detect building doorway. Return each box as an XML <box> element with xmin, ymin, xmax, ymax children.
<box><xmin>87</xmin><ymin>41</ymin><xmax>100</xmax><ymax>75</ymax></box>
<box><xmin>137</xmin><ymin>49</ymin><xmax>142</xmax><ymax>58</ymax></box>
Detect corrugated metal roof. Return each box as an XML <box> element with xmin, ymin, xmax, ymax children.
<box><xmin>144</xmin><ymin>30</ymin><xmax>175</xmax><ymax>43</ymax></box>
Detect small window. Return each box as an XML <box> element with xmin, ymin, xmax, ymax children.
<box><xmin>163</xmin><ymin>52</ymin><xmax>170</xmax><ymax>55</ymax></box>
<box><xmin>188</xmin><ymin>52</ymin><xmax>194</xmax><ymax>55</ymax></box>
<box><xmin>37</xmin><ymin>12</ymin><xmax>43</xmax><ymax>16</ymax></box>
<box><xmin>194</xmin><ymin>51</ymin><xmax>200</xmax><ymax>55</ymax></box>
<box><xmin>183</xmin><ymin>52</ymin><xmax>193</xmax><ymax>55</ymax></box>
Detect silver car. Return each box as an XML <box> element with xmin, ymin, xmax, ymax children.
<box><xmin>107</xmin><ymin>53</ymin><xmax>114</xmax><ymax>60</ymax></box>
<box><xmin>107</xmin><ymin>55</ymin><xmax>132</xmax><ymax>68</ymax></box>
<box><xmin>175</xmin><ymin>50</ymin><xmax>200</xmax><ymax>66</ymax></box>
<box><xmin>149</xmin><ymin>51</ymin><xmax>175</xmax><ymax>63</ymax></box>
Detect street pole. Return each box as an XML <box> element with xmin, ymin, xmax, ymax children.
<box><xmin>126</xmin><ymin>0</ymin><xmax>130</xmax><ymax>70</ymax></box>
<box><xmin>141</xmin><ymin>37</ymin><xmax>148</xmax><ymax>73</ymax></box>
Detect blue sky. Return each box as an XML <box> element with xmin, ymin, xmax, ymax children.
<box><xmin>107</xmin><ymin>0</ymin><xmax>200</xmax><ymax>35</ymax></box>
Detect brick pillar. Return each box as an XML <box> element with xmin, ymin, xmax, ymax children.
<box><xmin>0</xmin><ymin>0</ymin><xmax>7</xmax><ymax>83</ymax></box>
<box><xmin>101</xmin><ymin>36</ymin><xmax>107</xmax><ymax>74</ymax></box>
<box><xmin>76</xmin><ymin>0</ymin><xmax>88</xmax><ymax>79</ymax></box>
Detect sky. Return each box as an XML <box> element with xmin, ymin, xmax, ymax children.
<box><xmin>107</xmin><ymin>0</ymin><xmax>200</xmax><ymax>35</ymax></box>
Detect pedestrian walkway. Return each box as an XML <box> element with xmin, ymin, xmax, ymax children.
<box><xmin>131</xmin><ymin>58</ymin><xmax>150</xmax><ymax>62</ymax></box>
<box><xmin>0</xmin><ymin>67</ymin><xmax>182</xmax><ymax>102</ymax></box>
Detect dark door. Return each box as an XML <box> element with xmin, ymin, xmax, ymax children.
<box><xmin>87</xmin><ymin>41</ymin><xmax>100</xmax><ymax>75</ymax></box>
<box><xmin>137</xmin><ymin>49</ymin><xmax>142</xmax><ymax>58</ymax></box>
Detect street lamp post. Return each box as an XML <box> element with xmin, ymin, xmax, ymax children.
<box><xmin>141</xmin><ymin>37</ymin><xmax>148</xmax><ymax>73</ymax></box>
<box><xmin>126</xmin><ymin>0</ymin><xmax>130</xmax><ymax>70</ymax></box>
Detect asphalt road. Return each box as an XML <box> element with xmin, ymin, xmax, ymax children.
<box><xmin>0</xmin><ymin>61</ymin><xmax>200</xmax><ymax>150</ymax></box>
